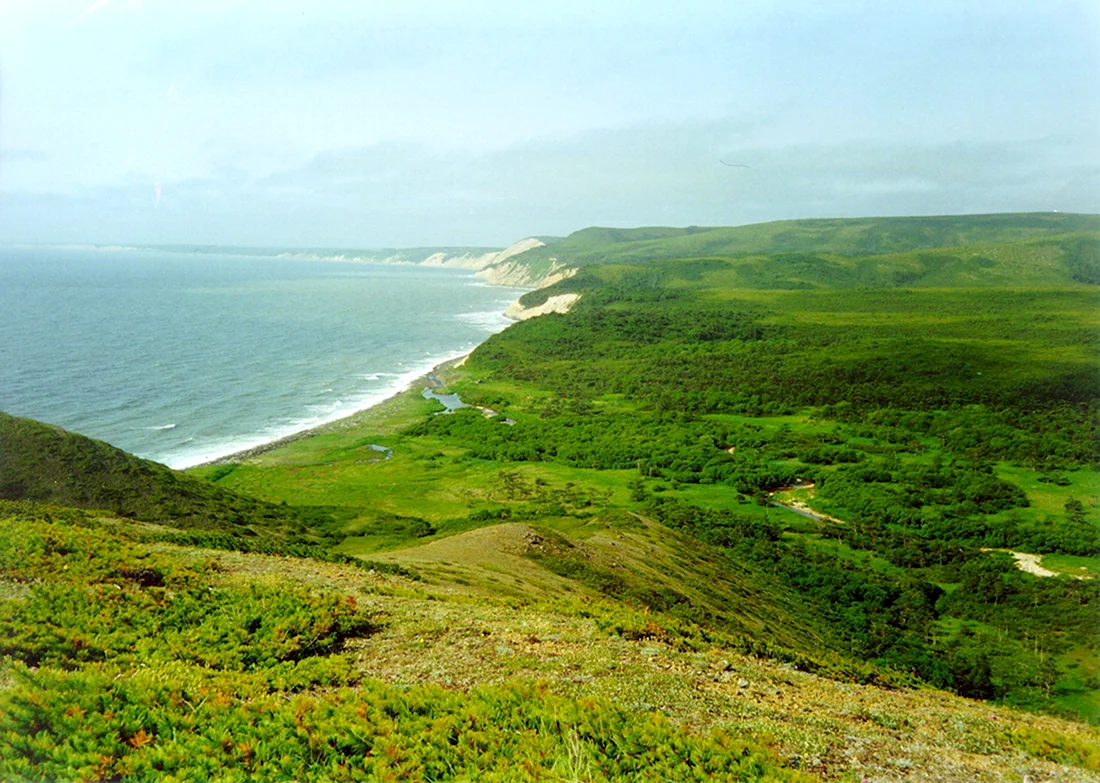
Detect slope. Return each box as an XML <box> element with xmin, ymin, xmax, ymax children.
<box><xmin>198</xmin><ymin>219</ymin><xmax>1099</xmax><ymax>720</ymax></box>
<box><xmin>365</xmin><ymin>513</ymin><xmax>832</xmax><ymax>658</ymax></box>
<box><xmin>508</xmin><ymin>212</ymin><xmax>1100</xmax><ymax>269</ymax></box>
<box><xmin>0</xmin><ymin>412</ymin><xmax>333</xmax><ymax>539</ymax></box>
<box><xmin>2</xmin><ymin>501</ymin><xmax>1098</xmax><ymax>782</ymax></box>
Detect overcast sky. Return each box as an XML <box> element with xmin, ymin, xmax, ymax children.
<box><xmin>0</xmin><ymin>0</ymin><xmax>1097</xmax><ymax>247</ymax></box>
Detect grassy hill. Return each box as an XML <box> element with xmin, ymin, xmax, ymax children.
<box><xmin>2</xmin><ymin>500</ymin><xmax>1098</xmax><ymax>781</ymax></box>
<box><xmin>195</xmin><ymin>216</ymin><xmax>1100</xmax><ymax>723</ymax></box>
<box><xmin>0</xmin><ymin>412</ymin><xmax>336</xmax><ymax>541</ymax></box>
<box><xmin>512</xmin><ymin>212</ymin><xmax>1100</xmax><ymax>268</ymax></box>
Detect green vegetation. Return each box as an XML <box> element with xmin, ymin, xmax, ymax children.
<box><xmin>0</xmin><ymin>413</ymin><xmax>339</xmax><ymax>540</ymax></box>
<box><xmin>3</xmin><ymin>213</ymin><xmax>1100</xmax><ymax>780</ymax></box>
<box><xmin>443</xmin><ymin>269</ymin><xmax>1099</xmax><ymax>716</ymax></box>
<box><xmin>511</xmin><ymin>212</ymin><xmax>1100</xmax><ymax>274</ymax></box>
<box><xmin>201</xmin><ymin>214</ymin><xmax>1100</xmax><ymax>722</ymax></box>
<box><xmin>2</xmin><ymin>665</ymin><xmax>814</xmax><ymax>782</ymax></box>
<box><xmin>0</xmin><ymin>505</ymin><xmax>812</xmax><ymax>782</ymax></box>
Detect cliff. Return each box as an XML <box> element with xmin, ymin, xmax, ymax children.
<box><xmin>504</xmin><ymin>292</ymin><xmax>580</xmax><ymax>321</ymax></box>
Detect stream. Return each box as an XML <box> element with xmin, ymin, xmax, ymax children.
<box><xmin>421</xmin><ymin>373</ymin><xmax>513</xmax><ymax>424</ymax></box>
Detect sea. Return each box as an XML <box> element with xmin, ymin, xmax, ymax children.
<box><xmin>0</xmin><ymin>246</ymin><xmax>526</xmax><ymax>469</ymax></box>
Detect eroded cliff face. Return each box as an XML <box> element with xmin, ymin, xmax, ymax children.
<box><xmin>476</xmin><ymin>238</ymin><xmax>582</xmax><ymax>316</ymax></box>
<box><xmin>504</xmin><ymin>292</ymin><xmax>580</xmax><ymax>321</ymax></box>
<box><xmin>281</xmin><ymin>237</ymin><xmax>573</xmax><ymax>290</ymax></box>
<box><xmin>413</xmin><ymin>250</ymin><xmax>502</xmax><ymax>269</ymax></box>
<box><xmin>477</xmin><ymin>258</ymin><xmax>575</xmax><ymax>288</ymax></box>
<box><xmin>416</xmin><ymin>237</ymin><xmax>547</xmax><ymax>272</ymax></box>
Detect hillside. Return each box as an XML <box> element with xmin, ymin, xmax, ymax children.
<box><xmin>1</xmin><ymin>501</ymin><xmax>1098</xmax><ymax>781</ymax></box>
<box><xmin>508</xmin><ymin>212</ymin><xmax>1100</xmax><ymax>269</ymax></box>
<box><xmin>196</xmin><ymin>216</ymin><xmax>1099</xmax><ymax>724</ymax></box>
<box><xmin>0</xmin><ymin>412</ymin><xmax>335</xmax><ymax>541</ymax></box>
<box><xmin>138</xmin><ymin>214</ymin><xmax>1100</xmax><ymax>295</ymax></box>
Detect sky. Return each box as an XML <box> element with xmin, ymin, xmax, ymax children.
<box><xmin>0</xmin><ymin>0</ymin><xmax>1097</xmax><ymax>248</ymax></box>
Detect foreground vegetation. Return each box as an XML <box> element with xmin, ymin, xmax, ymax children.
<box><xmin>2</xmin><ymin>501</ymin><xmax>1098</xmax><ymax>782</ymax></box>
<box><xmin>2</xmin><ymin>213</ymin><xmax>1099</xmax><ymax>780</ymax></box>
<box><xmin>0</xmin><ymin>502</ymin><xmax>821</xmax><ymax>782</ymax></box>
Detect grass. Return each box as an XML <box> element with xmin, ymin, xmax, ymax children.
<box><xmin>792</xmin><ymin>532</ymin><xmax>903</xmax><ymax>576</ymax></box>
<box><xmin>8</xmin><ymin>213</ymin><xmax>1100</xmax><ymax>781</ymax></box>
<box><xmin>1040</xmin><ymin>554</ymin><xmax>1100</xmax><ymax>579</ymax></box>
<box><xmin>508</xmin><ymin>214</ymin><xmax>1100</xmax><ymax>274</ymax></box>
<box><xmin>194</xmin><ymin>533</ymin><xmax>1100</xmax><ymax>781</ymax></box>
<box><xmin>996</xmin><ymin>463</ymin><xmax>1100</xmax><ymax>525</ymax></box>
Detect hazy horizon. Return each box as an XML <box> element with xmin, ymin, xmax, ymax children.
<box><xmin>1</xmin><ymin>1</ymin><xmax>1097</xmax><ymax>248</ymax></box>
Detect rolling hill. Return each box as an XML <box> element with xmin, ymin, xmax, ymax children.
<box><xmin>0</xmin><ymin>412</ymin><xmax>335</xmax><ymax>540</ymax></box>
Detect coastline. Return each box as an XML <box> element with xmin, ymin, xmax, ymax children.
<box><xmin>168</xmin><ymin>266</ymin><xmax>540</xmax><ymax>471</ymax></box>
<box><xmin>192</xmin><ymin>353</ymin><xmax>468</xmax><ymax>468</ymax></box>
<box><xmin>173</xmin><ymin>272</ymin><xmax>536</xmax><ymax>470</ymax></box>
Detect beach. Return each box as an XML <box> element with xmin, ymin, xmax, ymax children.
<box><xmin>194</xmin><ymin>353</ymin><xmax>470</xmax><ymax>467</ymax></box>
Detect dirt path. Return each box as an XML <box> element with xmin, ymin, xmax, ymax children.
<box><xmin>1007</xmin><ymin>551</ymin><xmax>1059</xmax><ymax>577</ymax></box>
<box><xmin>981</xmin><ymin>548</ymin><xmax>1093</xmax><ymax>580</ymax></box>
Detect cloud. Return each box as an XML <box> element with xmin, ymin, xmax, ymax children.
<box><xmin>3</xmin><ymin>117</ymin><xmax>1095</xmax><ymax>248</ymax></box>
<box><xmin>237</xmin><ymin>119</ymin><xmax>1100</xmax><ymax>235</ymax></box>
<box><xmin>0</xmin><ymin>149</ymin><xmax>49</xmax><ymax>162</ymax></box>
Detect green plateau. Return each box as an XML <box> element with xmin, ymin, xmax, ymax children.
<box><xmin>2</xmin><ymin>212</ymin><xmax>1099</xmax><ymax>782</ymax></box>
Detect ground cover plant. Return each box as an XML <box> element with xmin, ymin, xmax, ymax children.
<box><xmin>0</xmin><ymin>503</ymin><xmax>819</xmax><ymax>782</ymax></box>
<box><xmin>2</xmin><ymin>502</ymin><xmax>1098</xmax><ymax>782</ymax></box>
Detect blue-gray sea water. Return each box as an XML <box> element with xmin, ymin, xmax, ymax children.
<box><xmin>0</xmin><ymin>246</ymin><xmax>525</xmax><ymax>468</ymax></box>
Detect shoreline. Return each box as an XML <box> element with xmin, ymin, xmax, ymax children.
<box><xmin>176</xmin><ymin>270</ymin><xmax>537</xmax><ymax>470</ymax></box>
<box><xmin>190</xmin><ymin>354</ymin><xmax>467</xmax><ymax>468</ymax></box>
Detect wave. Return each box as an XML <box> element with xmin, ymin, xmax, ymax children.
<box><xmin>358</xmin><ymin>372</ymin><xmax>401</xmax><ymax>381</ymax></box>
<box><xmin>456</xmin><ymin>310</ymin><xmax>512</xmax><ymax>331</ymax></box>
<box><xmin>163</xmin><ymin>347</ymin><xmax>474</xmax><ymax>470</ymax></box>
<box><xmin>6</xmin><ymin>247</ymin><xmax>529</xmax><ymax>474</ymax></box>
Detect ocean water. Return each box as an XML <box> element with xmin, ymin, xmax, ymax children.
<box><xmin>0</xmin><ymin>246</ymin><xmax>525</xmax><ymax>468</ymax></box>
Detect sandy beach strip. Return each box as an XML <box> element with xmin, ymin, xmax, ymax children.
<box><xmin>192</xmin><ymin>353</ymin><xmax>468</xmax><ymax>468</ymax></box>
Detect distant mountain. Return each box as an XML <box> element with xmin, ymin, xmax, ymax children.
<box><xmin>119</xmin><ymin>213</ymin><xmax>1100</xmax><ymax>296</ymax></box>
<box><xmin>510</xmin><ymin>213</ymin><xmax>1100</xmax><ymax>313</ymax></box>
<box><xmin>143</xmin><ymin>239</ymin><xmax>568</xmax><ymax>288</ymax></box>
